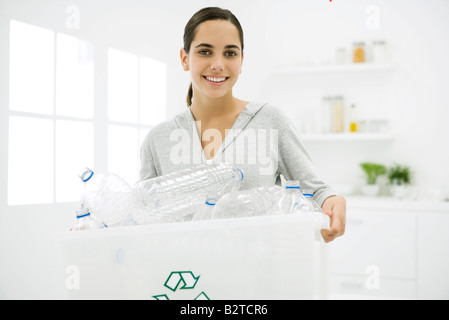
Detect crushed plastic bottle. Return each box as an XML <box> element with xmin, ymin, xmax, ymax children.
<box><xmin>136</xmin><ymin>195</ymin><xmax>205</xmax><ymax>224</ymax></box>
<box><xmin>213</xmin><ymin>185</ymin><xmax>285</xmax><ymax>220</ymax></box>
<box><xmin>71</xmin><ymin>203</ymin><xmax>107</xmax><ymax>231</ymax></box>
<box><xmin>303</xmin><ymin>193</ymin><xmax>322</xmax><ymax>213</ymax></box>
<box><xmin>80</xmin><ymin>168</ymin><xmax>141</xmax><ymax>227</ymax></box>
<box><xmin>133</xmin><ymin>162</ymin><xmax>243</xmax><ymax>224</ymax></box>
<box><xmin>276</xmin><ymin>180</ymin><xmax>312</xmax><ymax>214</ymax></box>
<box><xmin>192</xmin><ymin>196</ymin><xmax>217</xmax><ymax>221</ymax></box>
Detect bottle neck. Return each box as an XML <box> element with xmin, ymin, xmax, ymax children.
<box><xmin>232</xmin><ymin>169</ymin><xmax>244</xmax><ymax>182</ymax></box>
<box><xmin>77</xmin><ymin>212</ymin><xmax>91</xmax><ymax>219</ymax></box>
<box><xmin>81</xmin><ymin>169</ymin><xmax>94</xmax><ymax>182</ymax></box>
<box><xmin>205</xmin><ymin>199</ymin><xmax>217</xmax><ymax>206</ymax></box>
<box><xmin>286</xmin><ymin>186</ymin><xmax>301</xmax><ymax>193</ymax></box>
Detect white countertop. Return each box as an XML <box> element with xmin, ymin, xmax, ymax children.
<box><xmin>345</xmin><ymin>196</ymin><xmax>449</xmax><ymax>213</ymax></box>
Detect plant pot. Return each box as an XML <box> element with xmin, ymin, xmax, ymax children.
<box><xmin>361</xmin><ymin>184</ymin><xmax>380</xmax><ymax>197</ymax></box>
<box><xmin>390</xmin><ymin>184</ymin><xmax>409</xmax><ymax>199</ymax></box>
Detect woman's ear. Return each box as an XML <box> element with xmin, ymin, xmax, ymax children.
<box><xmin>180</xmin><ymin>48</ymin><xmax>189</xmax><ymax>71</ymax></box>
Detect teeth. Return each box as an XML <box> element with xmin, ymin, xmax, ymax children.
<box><xmin>206</xmin><ymin>76</ymin><xmax>227</xmax><ymax>83</ymax></box>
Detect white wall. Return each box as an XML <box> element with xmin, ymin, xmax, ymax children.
<box><xmin>1</xmin><ymin>0</ymin><xmax>449</xmax><ymax>299</ymax></box>
<box><xmin>220</xmin><ymin>0</ymin><xmax>449</xmax><ymax>195</ymax></box>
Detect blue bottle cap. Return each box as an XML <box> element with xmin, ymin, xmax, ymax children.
<box><xmin>80</xmin><ymin>168</ymin><xmax>94</xmax><ymax>182</ymax></box>
<box><xmin>76</xmin><ymin>212</ymin><xmax>91</xmax><ymax>219</ymax></box>
<box><xmin>232</xmin><ymin>168</ymin><xmax>244</xmax><ymax>182</ymax></box>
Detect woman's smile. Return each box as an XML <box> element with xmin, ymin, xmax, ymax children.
<box><xmin>203</xmin><ymin>75</ymin><xmax>230</xmax><ymax>86</ymax></box>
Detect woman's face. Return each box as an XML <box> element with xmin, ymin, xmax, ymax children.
<box><xmin>181</xmin><ymin>19</ymin><xmax>244</xmax><ymax>102</ymax></box>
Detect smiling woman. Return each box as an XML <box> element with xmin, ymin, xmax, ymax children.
<box><xmin>181</xmin><ymin>7</ymin><xmax>244</xmax><ymax>107</ymax></box>
<box><xmin>181</xmin><ymin>19</ymin><xmax>244</xmax><ymax>107</ymax></box>
<box><xmin>139</xmin><ymin>7</ymin><xmax>346</xmax><ymax>243</ymax></box>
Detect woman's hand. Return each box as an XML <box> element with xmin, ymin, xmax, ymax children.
<box><xmin>320</xmin><ymin>195</ymin><xmax>346</xmax><ymax>243</ymax></box>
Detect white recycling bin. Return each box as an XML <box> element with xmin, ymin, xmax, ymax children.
<box><xmin>54</xmin><ymin>213</ymin><xmax>329</xmax><ymax>300</ymax></box>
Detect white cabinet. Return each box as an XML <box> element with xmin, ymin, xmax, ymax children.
<box><xmin>331</xmin><ymin>275</ymin><xmax>416</xmax><ymax>300</ymax></box>
<box><xmin>328</xmin><ymin>208</ymin><xmax>416</xmax><ymax>299</ymax></box>
<box><xmin>417</xmin><ymin>213</ymin><xmax>449</xmax><ymax>299</ymax></box>
<box><xmin>330</xmin><ymin>209</ymin><xmax>416</xmax><ymax>278</ymax></box>
<box><xmin>328</xmin><ymin>197</ymin><xmax>449</xmax><ymax>299</ymax></box>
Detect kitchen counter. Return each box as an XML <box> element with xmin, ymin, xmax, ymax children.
<box><xmin>345</xmin><ymin>196</ymin><xmax>449</xmax><ymax>213</ymax></box>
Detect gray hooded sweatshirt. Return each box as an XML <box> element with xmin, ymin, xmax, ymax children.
<box><xmin>139</xmin><ymin>100</ymin><xmax>337</xmax><ymax>207</ymax></box>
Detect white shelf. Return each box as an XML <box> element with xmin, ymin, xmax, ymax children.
<box><xmin>273</xmin><ymin>63</ymin><xmax>395</xmax><ymax>75</ymax></box>
<box><xmin>300</xmin><ymin>132</ymin><xmax>393</xmax><ymax>142</ymax></box>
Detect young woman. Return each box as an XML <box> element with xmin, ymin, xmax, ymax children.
<box><xmin>140</xmin><ymin>7</ymin><xmax>346</xmax><ymax>242</ymax></box>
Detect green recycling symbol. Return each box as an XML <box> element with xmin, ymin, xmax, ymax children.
<box><xmin>153</xmin><ymin>271</ymin><xmax>210</xmax><ymax>300</ymax></box>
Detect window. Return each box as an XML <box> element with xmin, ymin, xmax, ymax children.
<box><xmin>7</xmin><ymin>20</ymin><xmax>167</xmax><ymax>206</ymax></box>
<box><xmin>56</xmin><ymin>33</ymin><xmax>94</xmax><ymax>119</ymax></box>
<box><xmin>8</xmin><ymin>116</ymin><xmax>54</xmax><ymax>205</ymax></box>
<box><xmin>8</xmin><ymin>20</ymin><xmax>94</xmax><ymax>205</ymax></box>
<box><xmin>9</xmin><ymin>20</ymin><xmax>54</xmax><ymax>115</ymax></box>
<box><xmin>107</xmin><ymin>48</ymin><xmax>167</xmax><ymax>185</ymax></box>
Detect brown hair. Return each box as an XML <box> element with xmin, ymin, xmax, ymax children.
<box><xmin>183</xmin><ymin>7</ymin><xmax>244</xmax><ymax>107</ymax></box>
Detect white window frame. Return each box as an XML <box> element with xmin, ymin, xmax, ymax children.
<box><xmin>0</xmin><ymin>18</ymin><xmax>165</xmax><ymax>209</ymax></box>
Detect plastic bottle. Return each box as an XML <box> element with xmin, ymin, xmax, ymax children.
<box><xmin>212</xmin><ymin>185</ymin><xmax>285</xmax><ymax>220</ymax></box>
<box><xmin>133</xmin><ymin>162</ymin><xmax>243</xmax><ymax>224</ymax></box>
<box><xmin>192</xmin><ymin>196</ymin><xmax>217</xmax><ymax>221</ymax></box>
<box><xmin>71</xmin><ymin>204</ymin><xmax>107</xmax><ymax>231</ymax></box>
<box><xmin>349</xmin><ymin>104</ymin><xmax>358</xmax><ymax>133</ymax></box>
<box><xmin>303</xmin><ymin>193</ymin><xmax>322</xmax><ymax>213</ymax></box>
<box><xmin>80</xmin><ymin>168</ymin><xmax>140</xmax><ymax>227</ymax></box>
<box><xmin>298</xmin><ymin>192</ymin><xmax>330</xmax><ymax>242</ymax></box>
<box><xmin>276</xmin><ymin>181</ymin><xmax>312</xmax><ymax>214</ymax></box>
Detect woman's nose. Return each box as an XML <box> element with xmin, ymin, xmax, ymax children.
<box><xmin>210</xmin><ymin>57</ymin><xmax>225</xmax><ymax>71</ymax></box>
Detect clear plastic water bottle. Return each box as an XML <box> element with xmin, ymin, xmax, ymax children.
<box><xmin>133</xmin><ymin>162</ymin><xmax>243</xmax><ymax>224</ymax></box>
<box><xmin>212</xmin><ymin>185</ymin><xmax>285</xmax><ymax>220</ymax></box>
<box><xmin>80</xmin><ymin>168</ymin><xmax>140</xmax><ymax>227</ymax></box>
<box><xmin>136</xmin><ymin>194</ymin><xmax>204</xmax><ymax>224</ymax></box>
<box><xmin>276</xmin><ymin>180</ymin><xmax>312</xmax><ymax>214</ymax></box>
<box><xmin>192</xmin><ymin>196</ymin><xmax>217</xmax><ymax>221</ymax></box>
<box><xmin>71</xmin><ymin>204</ymin><xmax>107</xmax><ymax>231</ymax></box>
<box><xmin>303</xmin><ymin>193</ymin><xmax>322</xmax><ymax>213</ymax></box>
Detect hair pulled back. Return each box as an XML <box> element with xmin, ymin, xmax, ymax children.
<box><xmin>183</xmin><ymin>7</ymin><xmax>244</xmax><ymax>107</ymax></box>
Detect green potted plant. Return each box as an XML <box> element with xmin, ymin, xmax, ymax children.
<box><xmin>359</xmin><ymin>162</ymin><xmax>387</xmax><ymax>196</ymax></box>
<box><xmin>387</xmin><ymin>164</ymin><xmax>412</xmax><ymax>199</ymax></box>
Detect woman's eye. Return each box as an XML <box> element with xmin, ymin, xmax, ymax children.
<box><xmin>198</xmin><ymin>50</ymin><xmax>238</xmax><ymax>57</ymax></box>
<box><xmin>226</xmin><ymin>51</ymin><xmax>237</xmax><ymax>57</ymax></box>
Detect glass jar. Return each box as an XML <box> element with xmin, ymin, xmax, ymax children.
<box><xmin>353</xmin><ymin>42</ymin><xmax>365</xmax><ymax>63</ymax></box>
<box><xmin>373</xmin><ymin>40</ymin><xmax>387</xmax><ymax>64</ymax></box>
<box><xmin>333</xmin><ymin>96</ymin><xmax>345</xmax><ymax>133</ymax></box>
<box><xmin>335</xmin><ymin>47</ymin><xmax>346</xmax><ymax>65</ymax></box>
<box><xmin>321</xmin><ymin>96</ymin><xmax>333</xmax><ymax>134</ymax></box>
